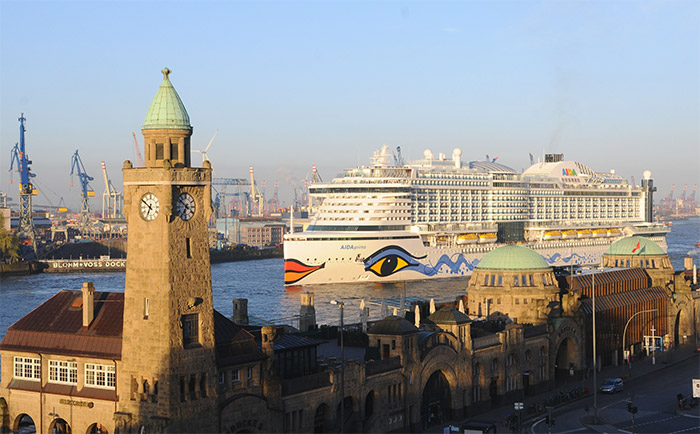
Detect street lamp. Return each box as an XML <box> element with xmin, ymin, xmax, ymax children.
<box><xmin>330</xmin><ymin>300</ymin><xmax>346</xmax><ymax>433</ymax></box>
<box><xmin>621</xmin><ymin>309</ymin><xmax>657</xmax><ymax>376</ymax></box>
<box><xmin>592</xmin><ymin>268</ymin><xmax>598</xmax><ymax>424</ymax></box>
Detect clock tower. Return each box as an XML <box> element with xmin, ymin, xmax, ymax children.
<box><xmin>118</xmin><ymin>68</ymin><xmax>217</xmax><ymax>432</ymax></box>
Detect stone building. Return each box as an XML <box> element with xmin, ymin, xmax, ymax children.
<box><xmin>1</xmin><ymin>68</ymin><xmax>695</xmax><ymax>434</ymax></box>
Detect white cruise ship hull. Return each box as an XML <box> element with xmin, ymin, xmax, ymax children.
<box><xmin>283</xmin><ymin>231</ymin><xmax>668</xmax><ymax>285</ymax></box>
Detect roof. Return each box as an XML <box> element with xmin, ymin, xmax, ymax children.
<box><xmin>0</xmin><ymin>290</ymin><xmax>123</xmax><ymax>359</ymax></box>
<box><xmin>213</xmin><ymin>310</ymin><xmax>266</xmax><ymax>366</ymax></box>
<box><xmin>605</xmin><ymin>236</ymin><xmax>666</xmax><ymax>257</ymax></box>
<box><xmin>428</xmin><ymin>307</ymin><xmax>471</xmax><ymax>325</ymax></box>
<box><xmin>269</xmin><ymin>334</ymin><xmax>321</xmax><ymax>352</ymax></box>
<box><xmin>579</xmin><ymin>286</ymin><xmax>667</xmax><ymax>314</ymax></box>
<box><xmin>467</xmin><ymin>161</ymin><xmax>517</xmax><ymax>174</ymax></box>
<box><xmin>367</xmin><ymin>316</ymin><xmax>419</xmax><ymax>335</ymax></box>
<box><xmin>476</xmin><ymin>245</ymin><xmax>550</xmax><ymax>271</ymax></box>
<box><xmin>143</xmin><ymin>68</ymin><xmax>191</xmax><ymax>131</ymax></box>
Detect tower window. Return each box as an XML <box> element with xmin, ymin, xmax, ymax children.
<box><xmin>171</xmin><ymin>143</ymin><xmax>179</xmax><ymax>161</ymax></box>
<box><xmin>182</xmin><ymin>314</ymin><xmax>200</xmax><ymax>347</ymax></box>
<box><xmin>156</xmin><ymin>143</ymin><xmax>164</xmax><ymax>160</ymax></box>
<box><xmin>144</xmin><ymin>298</ymin><xmax>149</xmax><ymax>319</ymax></box>
<box><xmin>186</xmin><ymin>238</ymin><xmax>192</xmax><ymax>258</ymax></box>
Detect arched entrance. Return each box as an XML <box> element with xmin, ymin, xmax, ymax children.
<box><xmin>49</xmin><ymin>418</ymin><xmax>72</xmax><ymax>434</ymax></box>
<box><xmin>555</xmin><ymin>337</ymin><xmax>580</xmax><ymax>383</ymax></box>
<box><xmin>335</xmin><ymin>396</ymin><xmax>354</xmax><ymax>432</ymax></box>
<box><xmin>314</xmin><ymin>403</ymin><xmax>330</xmax><ymax>433</ymax></box>
<box><xmin>14</xmin><ymin>414</ymin><xmax>36</xmax><ymax>434</ymax></box>
<box><xmin>675</xmin><ymin>309</ymin><xmax>691</xmax><ymax>347</ymax></box>
<box><xmin>364</xmin><ymin>390</ymin><xmax>375</xmax><ymax>425</ymax></box>
<box><xmin>422</xmin><ymin>370</ymin><xmax>451</xmax><ymax>428</ymax></box>
<box><xmin>87</xmin><ymin>423</ymin><xmax>108</xmax><ymax>434</ymax></box>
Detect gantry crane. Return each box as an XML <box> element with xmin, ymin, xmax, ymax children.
<box><xmin>212</xmin><ymin>177</ymin><xmax>251</xmax><ymax>218</ymax></box>
<box><xmin>70</xmin><ymin>150</ymin><xmax>95</xmax><ymax>234</ymax></box>
<box><xmin>8</xmin><ymin>114</ymin><xmax>38</xmax><ymax>252</ymax></box>
<box><xmin>101</xmin><ymin>161</ymin><xmax>122</xmax><ymax>219</ymax></box>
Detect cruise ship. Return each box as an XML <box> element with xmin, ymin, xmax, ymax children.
<box><xmin>284</xmin><ymin>146</ymin><xmax>668</xmax><ymax>285</ymax></box>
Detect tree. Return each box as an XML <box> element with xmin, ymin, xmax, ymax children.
<box><xmin>0</xmin><ymin>212</ymin><xmax>20</xmax><ymax>263</ymax></box>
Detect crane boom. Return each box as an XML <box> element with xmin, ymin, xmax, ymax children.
<box><xmin>132</xmin><ymin>132</ymin><xmax>145</xmax><ymax>167</ymax></box>
<box><xmin>70</xmin><ymin>149</ymin><xmax>95</xmax><ymax>233</ymax></box>
<box><xmin>8</xmin><ymin>114</ymin><xmax>38</xmax><ymax>253</ymax></box>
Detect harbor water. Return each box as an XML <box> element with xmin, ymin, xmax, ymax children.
<box><xmin>1</xmin><ymin>217</ymin><xmax>698</xmax><ymax>347</ymax></box>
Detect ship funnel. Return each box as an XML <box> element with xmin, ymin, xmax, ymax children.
<box><xmin>453</xmin><ymin>148</ymin><xmax>462</xmax><ymax>169</ymax></box>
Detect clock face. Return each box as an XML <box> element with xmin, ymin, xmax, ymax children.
<box><xmin>140</xmin><ymin>193</ymin><xmax>160</xmax><ymax>221</ymax></box>
<box><xmin>176</xmin><ymin>192</ymin><xmax>196</xmax><ymax>221</ymax></box>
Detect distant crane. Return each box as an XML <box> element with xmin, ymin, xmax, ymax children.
<box><xmin>529</xmin><ymin>153</ymin><xmax>535</xmax><ymax>166</ymax></box>
<box><xmin>212</xmin><ymin>177</ymin><xmax>251</xmax><ymax>217</ymax></box>
<box><xmin>100</xmin><ymin>161</ymin><xmax>122</xmax><ymax>219</ymax></box>
<box><xmin>392</xmin><ymin>146</ymin><xmax>404</xmax><ymax>166</ymax></box>
<box><xmin>8</xmin><ymin>114</ymin><xmax>38</xmax><ymax>252</ymax></box>
<box><xmin>193</xmin><ymin>130</ymin><xmax>217</xmax><ymax>163</ymax></box>
<box><xmin>132</xmin><ymin>132</ymin><xmax>145</xmax><ymax>167</ymax></box>
<box><xmin>70</xmin><ymin>150</ymin><xmax>95</xmax><ymax>234</ymax></box>
<box><xmin>249</xmin><ymin>166</ymin><xmax>264</xmax><ymax>216</ymax></box>
<box><xmin>267</xmin><ymin>181</ymin><xmax>280</xmax><ymax>213</ymax></box>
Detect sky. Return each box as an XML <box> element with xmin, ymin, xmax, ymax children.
<box><xmin>1</xmin><ymin>0</ymin><xmax>698</xmax><ymax>211</ymax></box>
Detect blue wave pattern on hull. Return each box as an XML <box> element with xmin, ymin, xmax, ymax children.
<box><xmin>416</xmin><ymin>254</ymin><xmax>481</xmax><ymax>276</ymax></box>
<box><xmin>542</xmin><ymin>252</ymin><xmax>587</xmax><ymax>264</ymax></box>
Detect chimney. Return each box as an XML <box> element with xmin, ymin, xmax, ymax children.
<box><xmin>232</xmin><ymin>299</ymin><xmax>249</xmax><ymax>325</ymax></box>
<box><xmin>81</xmin><ymin>282</ymin><xmax>95</xmax><ymax>330</ymax></box>
<box><xmin>299</xmin><ymin>292</ymin><xmax>316</xmax><ymax>332</ymax></box>
<box><xmin>684</xmin><ymin>256</ymin><xmax>693</xmax><ymax>272</ymax></box>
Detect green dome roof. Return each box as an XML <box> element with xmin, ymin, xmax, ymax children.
<box><xmin>476</xmin><ymin>245</ymin><xmax>550</xmax><ymax>271</ymax></box>
<box><xmin>605</xmin><ymin>236</ymin><xmax>666</xmax><ymax>256</ymax></box>
<box><xmin>143</xmin><ymin>68</ymin><xmax>191</xmax><ymax>130</ymax></box>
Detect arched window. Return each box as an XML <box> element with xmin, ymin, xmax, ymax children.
<box><xmin>538</xmin><ymin>347</ymin><xmax>546</xmax><ymax>381</ymax></box>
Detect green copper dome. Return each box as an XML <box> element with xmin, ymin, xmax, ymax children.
<box><xmin>476</xmin><ymin>245</ymin><xmax>550</xmax><ymax>271</ymax></box>
<box><xmin>605</xmin><ymin>236</ymin><xmax>666</xmax><ymax>256</ymax></box>
<box><xmin>143</xmin><ymin>68</ymin><xmax>191</xmax><ymax>130</ymax></box>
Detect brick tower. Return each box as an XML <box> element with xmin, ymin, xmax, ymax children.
<box><xmin>117</xmin><ymin>68</ymin><xmax>217</xmax><ymax>432</ymax></box>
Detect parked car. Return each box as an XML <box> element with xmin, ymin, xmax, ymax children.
<box><xmin>600</xmin><ymin>378</ymin><xmax>624</xmax><ymax>393</ymax></box>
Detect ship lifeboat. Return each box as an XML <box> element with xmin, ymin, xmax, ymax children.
<box><xmin>577</xmin><ymin>229</ymin><xmax>592</xmax><ymax>238</ymax></box>
<box><xmin>606</xmin><ymin>228</ymin><xmax>622</xmax><ymax>237</ymax></box>
<box><xmin>478</xmin><ymin>233</ymin><xmax>497</xmax><ymax>244</ymax></box>
<box><xmin>543</xmin><ymin>230</ymin><xmax>562</xmax><ymax>240</ymax></box>
<box><xmin>457</xmin><ymin>233</ymin><xmax>479</xmax><ymax>245</ymax></box>
<box><xmin>592</xmin><ymin>228</ymin><xmax>607</xmax><ymax>238</ymax></box>
<box><xmin>561</xmin><ymin>229</ymin><xmax>577</xmax><ymax>239</ymax></box>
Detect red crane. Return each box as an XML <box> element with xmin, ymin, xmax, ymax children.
<box><xmin>132</xmin><ymin>132</ymin><xmax>145</xmax><ymax>167</ymax></box>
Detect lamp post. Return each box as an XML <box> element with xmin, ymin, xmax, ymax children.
<box><xmin>331</xmin><ymin>300</ymin><xmax>345</xmax><ymax>433</ymax></box>
<box><xmin>592</xmin><ymin>268</ymin><xmax>598</xmax><ymax>424</ymax></box>
<box><xmin>622</xmin><ymin>309</ymin><xmax>657</xmax><ymax>376</ymax></box>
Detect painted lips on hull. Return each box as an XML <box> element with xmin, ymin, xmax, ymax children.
<box><xmin>284</xmin><ymin>259</ymin><xmax>325</xmax><ymax>284</ymax></box>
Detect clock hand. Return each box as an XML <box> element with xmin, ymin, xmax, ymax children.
<box><xmin>142</xmin><ymin>199</ymin><xmax>152</xmax><ymax>211</ymax></box>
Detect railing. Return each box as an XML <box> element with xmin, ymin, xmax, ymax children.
<box><xmin>281</xmin><ymin>371</ymin><xmax>331</xmax><ymax>396</ymax></box>
<box><xmin>473</xmin><ymin>334</ymin><xmax>500</xmax><ymax>350</ymax></box>
<box><xmin>366</xmin><ymin>356</ymin><xmax>402</xmax><ymax>376</ymax></box>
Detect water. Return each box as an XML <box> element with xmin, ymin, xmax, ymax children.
<box><xmin>2</xmin><ymin>217</ymin><xmax>699</xmax><ymax>342</ymax></box>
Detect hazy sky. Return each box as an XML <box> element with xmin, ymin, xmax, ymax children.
<box><xmin>1</xmin><ymin>1</ymin><xmax>698</xmax><ymax>210</ymax></box>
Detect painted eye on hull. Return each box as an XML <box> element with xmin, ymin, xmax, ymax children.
<box><xmin>363</xmin><ymin>246</ymin><xmax>426</xmax><ymax>277</ymax></box>
<box><xmin>367</xmin><ymin>255</ymin><xmax>410</xmax><ymax>277</ymax></box>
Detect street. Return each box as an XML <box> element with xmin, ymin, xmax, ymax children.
<box><xmin>529</xmin><ymin>354</ymin><xmax>700</xmax><ymax>434</ymax></box>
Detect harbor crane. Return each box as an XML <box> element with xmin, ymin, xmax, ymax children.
<box><xmin>101</xmin><ymin>161</ymin><xmax>122</xmax><ymax>219</ymax></box>
<box><xmin>249</xmin><ymin>166</ymin><xmax>265</xmax><ymax>216</ymax></box>
<box><xmin>212</xmin><ymin>177</ymin><xmax>251</xmax><ymax>217</ymax></box>
<box><xmin>132</xmin><ymin>132</ymin><xmax>145</xmax><ymax>167</ymax></box>
<box><xmin>8</xmin><ymin>114</ymin><xmax>38</xmax><ymax>252</ymax></box>
<box><xmin>70</xmin><ymin>149</ymin><xmax>95</xmax><ymax>234</ymax></box>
